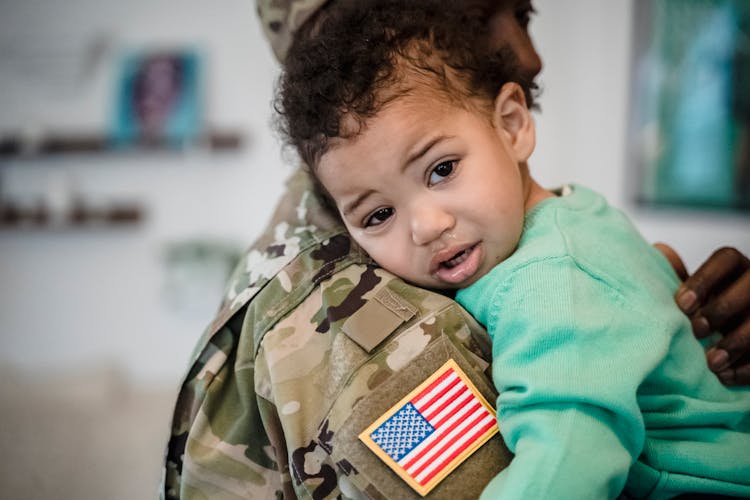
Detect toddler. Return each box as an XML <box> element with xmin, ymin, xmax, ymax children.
<box><xmin>278</xmin><ymin>1</ymin><xmax>750</xmax><ymax>498</ymax></box>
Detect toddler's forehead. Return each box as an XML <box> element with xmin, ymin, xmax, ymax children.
<box><xmin>344</xmin><ymin>73</ymin><xmax>478</xmax><ymax>130</ymax></box>
<box><xmin>389</xmin><ymin>60</ymin><xmax>493</xmax><ymax>115</ymax></box>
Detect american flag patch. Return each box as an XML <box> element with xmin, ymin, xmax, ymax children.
<box><xmin>359</xmin><ymin>359</ymin><xmax>497</xmax><ymax>496</ymax></box>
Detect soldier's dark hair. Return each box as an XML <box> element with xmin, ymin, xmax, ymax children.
<box><xmin>276</xmin><ymin>0</ymin><xmax>537</xmax><ymax>170</ymax></box>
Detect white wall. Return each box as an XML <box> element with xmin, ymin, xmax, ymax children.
<box><xmin>0</xmin><ymin>0</ymin><xmax>290</xmax><ymax>384</ymax></box>
<box><xmin>532</xmin><ymin>0</ymin><xmax>749</xmax><ymax>269</ymax></box>
<box><xmin>0</xmin><ymin>0</ymin><xmax>748</xmax><ymax>388</ymax></box>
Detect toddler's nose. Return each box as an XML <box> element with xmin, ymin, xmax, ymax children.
<box><xmin>410</xmin><ymin>202</ymin><xmax>455</xmax><ymax>246</ymax></box>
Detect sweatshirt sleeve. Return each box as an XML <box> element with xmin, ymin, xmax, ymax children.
<box><xmin>457</xmin><ymin>255</ymin><xmax>670</xmax><ymax>500</ymax></box>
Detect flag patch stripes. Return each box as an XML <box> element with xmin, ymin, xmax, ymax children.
<box><xmin>359</xmin><ymin>359</ymin><xmax>497</xmax><ymax>496</ymax></box>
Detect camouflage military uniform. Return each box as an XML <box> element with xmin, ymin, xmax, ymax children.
<box><xmin>161</xmin><ymin>2</ymin><xmax>511</xmax><ymax>498</ymax></box>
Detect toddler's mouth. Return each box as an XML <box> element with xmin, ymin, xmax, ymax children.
<box><xmin>441</xmin><ymin>247</ymin><xmax>472</xmax><ymax>269</ymax></box>
<box><xmin>433</xmin><ymin>243</ymin><xmax>482</xmax><ymax>285</ymax></box>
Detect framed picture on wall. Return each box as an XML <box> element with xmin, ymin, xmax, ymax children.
<box><xmin>110</xmin><ymin>49</ymin><xmax>202</xmax><ymax>148</ymax></box>
<box><xmin>629</xmin><ymin>0</ymin><xmax>750</xmax><ymax>211</ymax></box>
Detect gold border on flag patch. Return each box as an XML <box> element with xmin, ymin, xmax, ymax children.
<box><xmin>358</xmin><ymin>359</ymin><xmax>498</xmax><ymax>496</ymax></box>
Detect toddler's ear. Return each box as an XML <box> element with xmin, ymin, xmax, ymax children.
<box><xmin>493</xmin><ymin>82</ymin><xmax>535</xmax><ymax>163</ymax></box>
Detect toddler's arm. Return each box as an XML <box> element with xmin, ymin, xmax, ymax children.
<box><xmin>460</xmin><ymin>255</ymin><xmax>667</xmax><ymax>499</ymax></box>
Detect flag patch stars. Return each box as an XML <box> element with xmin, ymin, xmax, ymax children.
<box><xmin>359</xmin><ymin>359</ymin><xmax>498</xmax><ymax>496</ymax></box>
<box><xmin>370</xmin><ymin>402</ymin><xmax>435</xmax><ymax>462</ymax></box>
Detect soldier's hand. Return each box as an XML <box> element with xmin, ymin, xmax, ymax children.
<box><xmin>673</xmin><ymin>247</ymin><xmax>750</xmax><ymax>386</ymax></box>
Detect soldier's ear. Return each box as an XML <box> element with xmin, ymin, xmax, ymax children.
<box><xmin>492</xmin><ymin>82</ymin><xmax>535</xmax><ymax>163</ymax></box>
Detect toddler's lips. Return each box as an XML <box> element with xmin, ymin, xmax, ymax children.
<box><xmin>433</xmin><ymin>243</ymin><xmax>482</xmax><ymax>285</ymax></box>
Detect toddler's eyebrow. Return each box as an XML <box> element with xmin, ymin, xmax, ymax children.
<box><xmin>342</xmin><ymin>189</ymin><xmax>375</xmax><ymax>217</ymax></box>
<box><xmin>405</xmin><ymin>134</ymin><xmax>452</xmax><ymax>168</ymax></box>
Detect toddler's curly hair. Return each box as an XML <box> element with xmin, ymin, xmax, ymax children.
<box><xmin>277</xmin><ymin>0</ymin><xmax>537</xmax><ymax>169</ymax></box>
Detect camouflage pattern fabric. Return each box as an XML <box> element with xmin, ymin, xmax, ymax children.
<box><xmin>255</xmin><ymin>0</ymin><xmax>328</xmax><ymax>62</ymax></box>
<box><xmin>162</xmin><ymin>3</ymin><xmax>512</xmax><ymax>497</ymax></box>
<box><xmin>161</xmin><ymin>169</ymin><xmax>512</xmax><ymax>499</ymax></box>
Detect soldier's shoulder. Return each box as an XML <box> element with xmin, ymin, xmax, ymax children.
<box><xmin>202</xmin><ymin>169</ymin><xmax>351</xmax><ymax>338</ymax></box>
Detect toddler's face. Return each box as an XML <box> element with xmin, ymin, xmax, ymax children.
<box><xmin>316</xmin><ymin>91</ymin><xmax>528</xmax><ymax>289</ymax></box>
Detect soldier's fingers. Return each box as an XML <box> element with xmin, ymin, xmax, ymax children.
<box><xmin>676</xmin><ymin>247</ymin><xmax>749</xmax><ymax>315</ymax></box>
<box><xmin>689</xmin><ymin>314</ymin><xmax>712</xmax><ymax>340</ymax></box>
<box><xmin>717</xmin><ymin>353</ymin><xmax>750</xmax><ymax>387</ymax></box>
<box><xmin>695</xmin><ymin>267</ymin><xmax>750</xmax><ymax>335</ymax></box>
<box><xmin>706</xmin><ymin>316</ymin><xmax>750</xmax><ymax>373</ymax></box>
<box><xmin>654</xmin><ymin>243</ymin><xmax>689</xmax><ymax>281</ymax></box>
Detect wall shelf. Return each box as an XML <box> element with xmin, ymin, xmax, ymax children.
<box><xmin>0</xmin><ymin>200</ymin><xmax>144</xmax><ymax>230</ymax></box>
<box><xmin>0</xmin><ymin>130</ymin><xmax>244</xmax><ymax>159</ymax></box>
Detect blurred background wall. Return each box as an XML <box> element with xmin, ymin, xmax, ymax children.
<box><xmin>0</xmin><ymin>0</ymin><xmax>747</xmax><ymax>498</ymax></box>
<box><xmin>0</xmin><ymin>0</ymin><xmax>288</xmax><ymax>497</ymax></box>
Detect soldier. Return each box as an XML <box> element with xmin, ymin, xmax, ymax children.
<box><xmin>162</xmin><ymin>1</ymin><xmax>750</xmax><ymax>498</ymax></box>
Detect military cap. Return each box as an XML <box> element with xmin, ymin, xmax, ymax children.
<box><xmin>256</xmin><ymin>0</ymin><xmax>329</xmax><ymax>62</ymax></box>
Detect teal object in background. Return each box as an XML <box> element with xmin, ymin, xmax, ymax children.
<box><xmin>110</xmin><ymin>50</ymin><xmax>202</xmax><ymax>148</ymax></box>
<box><xmin>631</xmin><ymin>0</ymin><xmax>750</xmax><ymax>211</ymax></box>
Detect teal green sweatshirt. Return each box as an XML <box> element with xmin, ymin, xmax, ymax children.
<box><xmin>456</xmin><ymin>185</ymin><xmax>750</xmax><ymax>499</ymax></box>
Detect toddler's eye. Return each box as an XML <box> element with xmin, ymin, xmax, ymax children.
<box><xmin>428</xmin><ymin>160</ymin><xmax>456</xmax><ymax>186</ymax></box>
<box><xmin>365</xmin><ymin>207</ymin><xmax>394</xmax><ymax>227</ymax></box>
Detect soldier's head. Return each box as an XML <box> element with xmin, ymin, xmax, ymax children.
<box><xmin>256</xmin><ymin>0</ymin><xmax>541</xmax><ymax>82</ymax></box>
<box><xmin>277</xmin><ymin>0</ymin><xmax>539</xmax><ymax>289</ymax></box>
